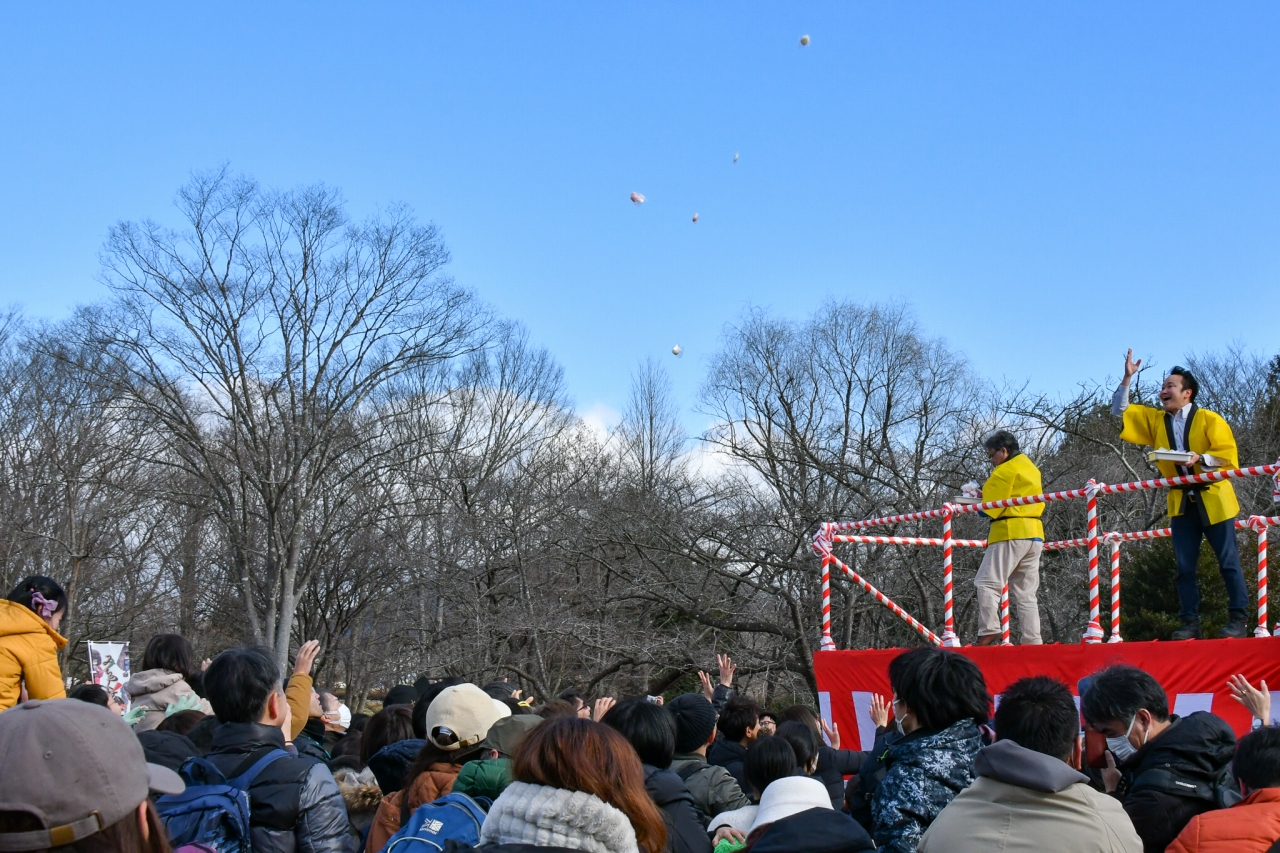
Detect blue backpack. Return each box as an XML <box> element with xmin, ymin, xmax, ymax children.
<box><xmin>381</xmin><ymin>793</ymin><xmax>490</xmax><ymax>853</ymax></box>
<box><xmin>155</xmin><ymin>748</ymin><xmax>290</xmax><ymax>853</ymax></box>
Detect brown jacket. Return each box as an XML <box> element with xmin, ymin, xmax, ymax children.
<box><xmin>364</xmin><ymin>763</ymin><xmax>460</xmax><ymax>853</ymax></box>
<box><xmin>1167</xmin><ymin>789</ymin><xmax>1280</xmax><ymax>853</ymax></box>
<box><xmin>0</xmin><ymin>600</ymin><xmax>66</xmax><ymax>711</ymax></box>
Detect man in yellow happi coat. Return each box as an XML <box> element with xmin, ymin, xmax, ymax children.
<box><xmin>1113</xmin><ymin>350</ymin><xmax>1248</xmax><ymax>639</ymax></box>
<box><xmin>974</xmin><ymin>430</ymin><xmax>1045</xmax><ymax>645</ymax></box>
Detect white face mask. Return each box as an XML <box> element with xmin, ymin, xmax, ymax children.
<box><xmin>1106</xmin><ymin>714</ymin><xmax>1147</xmax><ymax>762</ymax></box>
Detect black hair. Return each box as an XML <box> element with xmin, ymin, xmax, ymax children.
<box><xmin>413</xmin><ymin>675</ymin><xmax>433</xmax><ymax>697</ymax></box>
<box><xmin>187</xmin><ymin>669</ymin><xmax>206</xmax><ymax>698</ymax></box>
<box><xmin>349</xmin><ymin>712</ymin><xmax>371</xmax><ymax>733</ymax></box>
<box><xmin>142</xmin><ymin>633</ymin><xmax>195</xmax><ymax>679</ymax></box>
<box><xmin>994</xmin><ymin>676</ymin><xmax>1079</xmax><ymax>762</ymax></box>
<box><xmin>718</xmin><ymin>697</ymin><xmax>763</xmax><ymax>743</ymax></box>
<box><xmin>156</xmin><ymin>709</ymin><xmax>206</xmax><ymax>736</ymax></box>
<box><xmin>361</xmin><ymin>705</ymin><xmax>416</xmax><ymax>766</ymax></box>
<box><xmin>185</xmin><ymin>714</ymin><xmax>219</xmax><ymax>754</ymax></box>
<box><xmin>745</xmin><ymin>736</ymin><xmax>798</xmax><ymax>797</ymax></box>
<box><xmin>983</xmin><ymin>430</ymin><xmax>1020</xmax><ymax>457</ymax></box>
<box><xmin>204</xmin><ymin>646</ymin><xmax>282</xmax><ymax>724</ymax></box>
<box><xmin>383</xmin><ymin>684</ymin><xmax>418</xmax><ymax>707</ymax></box>
<box><xmin>556</xmin><ymin>688</ymin><xmax>587</xmax><ymax>708</ymax></box>
<box><xmin>775</xmin><ymin>720</ymin><xmax>818</xmax><ymax>772</ymax></box>
<box><xmin>68</xmin><ymin>683</ymin><xmax>112</xmax><ymax>707</ymax></box>
<box><xmin>6</xmin><ymin>576</ymin><xmax>68</xmax><ymax>618</ymax></box>
<box><xmin>1235</xmin><ymin>725</ymin><xmax>1280</xmax><ymax>791</ymax></box>
<box><xmin>600</xmin><ymin>697</ymin><xmax>677</xmax><ymax>769</ymax></box>
<box><xmin>1080</xmin><ymin>665</ymin><xmax>1169</xmax><ymax>728</ymax></box>
<box><xmin>483</xmin><ymin>681</ymin><xmax>518</xmax><ymax>701</ymax></box>
<box><xmin>318</xmin><ymin>689</ymin><xmax>340</xmax><ymax>713</ymax></box>
<box><xmin>1169</xmin><ymin>366</ymin><xmax>1199</xmax><ymax>401</ymax></box>
<box><xmin>777</xmin><ymin>705</ymin><xmax>821</xmax><ymax>737</ymax></box>
<box><xmin>888</xmin><ymin>647</ymin><xmax>991</xmax><ymax>732</ymax></box>
<box><xmin>411</xmin><ymin>676</ymin><xmax>466</xmax><ymax>738</ymax></box>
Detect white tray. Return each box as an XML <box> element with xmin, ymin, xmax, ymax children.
<box><xmin>1149</xmin><ymin>450</ymin><xmax>1196</xmax><ymax>464</ymax></box>
<box><xmin>951</xmin><ymin>496</ymin><xmax>982</xmax><ymax>505</ymax></box>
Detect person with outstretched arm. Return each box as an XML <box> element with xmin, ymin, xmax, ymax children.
<box><xmin>1112</xmin><ymin>350</ymin><xmax>1248</xmax><ymax>639</ymax></box>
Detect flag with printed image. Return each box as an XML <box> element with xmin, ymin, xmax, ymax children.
<box><xmin>88</xmin><ymin>641</ymin><xmax>131</xmax><ymax>708</ymax></box>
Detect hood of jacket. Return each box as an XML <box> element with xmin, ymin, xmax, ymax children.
<box><xmin>367</xmin><ymin>737</ymin><xmax>426</xmax><ymax>793</ymax></box>
<box><xmin>455</xmin><ymin>758</ymin><xmax>514</xmax><ymax>801</ymax></box>
<box><xmin>480</xmin><ymin>781</ymin><xmax>640</xmax><ymax>853</ymax></box>
<box><xmin>126</xmin><ymin>667</ymin><xmax>185</xmax><ymax>698</ymax></box>
<box><xmin>1124</xmin><ymin>712</ymin><xmax>1236</xmax><ymax>779</ymax></box>
<box><xmin>0</xmin><ymin>600</ymin><xmax>66</xmax><ymax>647</ymax></box>
<box><xmin>887</xmin><ymin>719</ymin><xmax>983</xmax><ymax>774</ymax></box>
<box><xmin>643</xmin><ymin>764</ymin><xmax>696</xmax><ymax>808</ymax></box>
<box><xmin>333</xmin><ymin>767</ymin><xmax>383</xmax><ymax>815</ymax></box>
<box><xmin>975</xmin><ymin>739</ymin><xmax>1088</xmax><ymax>794</ymax></box>
<box><xmin>749</xmin><ymin>808</ymin><xmax>875</xmax><ymax>853</ymax></box>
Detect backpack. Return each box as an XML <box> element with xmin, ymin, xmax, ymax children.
<box><xmin>1128</xmin><ymin>762</ymin><xmax>1243</xmax><ymax>810</ymax></box>
<box><xmin>383</xmin><ymin>793</ymin><xmax>489</xmax><ymax>853</ymax></box>
<box><xmin>675</xmin><ymin>761</ymin><xmax>706</xmax><ymax>782</ymax></box>
<box><xmin>154</xmin><ymin>748</ymin><xmax>289</xmax><ymax>853</ymax></box>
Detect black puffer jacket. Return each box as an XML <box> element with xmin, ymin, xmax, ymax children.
<box><xmin>1115</xmin><ymin>712</ymin><xmax>1237</xmax><ymax>853</ymax></box>
<box><xmin>644</xmin><ymin>765</ymin><xmax>713</xmax><ymax>853</ymax></box>
<box><xmin>750</xmin><ymin>807</ymin><xmax>875</xmax><ymax>853</ymax></box>
<box><xmin>136</xmin><ymin>729</ymin><xmax>201</xmax><ymax>772</ymax></box>
<box><xmin>206</xmin><ymin>722</ymin><xmax>354</xmax><ymax>853</ymax></box>
<box><xmin>814</xmin><ymin>745</ymin><xmax>864</xmax><ymax>811</ymax></box>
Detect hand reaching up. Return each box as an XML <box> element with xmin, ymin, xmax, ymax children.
<box><xmin>1122</xmin><ymin>349</ymin><xmax>1142</xmax><ymax>382</ymax></box>
<box><xmin>1228</xmin><ymin>674</ymin><xmax>1271</xmax><ymax>723</ymax></box>
<box><xmin>293</xmin><ymin>640</ymin><xmax>321</xmax><ymax>676</ymax></box>
<box><xmin>870</xmin><ymin>694</ymin><xmax>889</xmax><ymax>729</ymax></box>
<box><xmin>592</xmin><ymin>696</ymin><xmax>617</xmax><ymax>721</ymax></box>
<box><xmin>698</xmin><ymin>670</ymin><xmax>715</xmax><ymax>702</ymax></box>
<box><xmin>820</xmin><ymin>718</ymin><xmax>841</xmax><ymax>750</ymax></box>
<box><xmin>717</xmin><ymin>654</ymin><xmax>737</xmax><ymax>688</ymax></box>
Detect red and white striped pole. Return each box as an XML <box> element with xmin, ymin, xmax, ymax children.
<box><xmin>1082</xmin><ymin>480</ymin><xmax>1105</xmax><ymax>644</ymax></box>
<box><xmin>1248</xmin><ymin>517</ymin><xmax>1270</xmax><ymax>639</ymax></box>
<box><xmin>817</xmin><ymin>524</ymin><xmax>837</xmax><ymax>650</ymax></box>
<box><xmin>1106</xmin><ymin>536</ymin><xmax>1123</xmax><ymax>643</ymax></box>
<box><xmin>940</xmin><ymin>505</ymin><xmax>960</xmax><ymax>647</ymax></box>
<box><xmin>1000</xmin><ymin>584</ymin><xmax>1011</xmax><ymax>645</ymax></box>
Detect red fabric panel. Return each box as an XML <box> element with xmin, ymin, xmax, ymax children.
<box><xmin>814</xmin><ymin>637</ymin><xmax>1280</xmax><ymax>747</ymax></box>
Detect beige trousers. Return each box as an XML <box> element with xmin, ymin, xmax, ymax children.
<box><xmin>975</xmin><ymin>539</ymin><xmax>1043</xmax><ymax>644</ymax></box>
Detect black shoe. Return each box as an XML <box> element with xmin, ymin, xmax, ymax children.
<box><xmin>1217</xmin><ymin>612</ymin><xmax>1249</xmax><ymax>639</ymax></box>
<box><xmin>1171</xmin><ymin>620</ymin><xmax>1202</xmax><ymax>641</ymax></box>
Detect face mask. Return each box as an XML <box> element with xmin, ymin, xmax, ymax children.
<box><xmin>1106</xmin><ymin>715</ymin><xmax>1145</xmax><ymax>762</ymax></box>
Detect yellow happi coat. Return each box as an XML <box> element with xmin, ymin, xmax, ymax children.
<box><xmin>982</xmin><ymin>453</ymin><xmax>1046</xmax><ymax>542</ymax></box>
<box><xmin>1119</xmin><ymin>404</ymin><xmax>1240</xmax><ymax>525</ymax></box>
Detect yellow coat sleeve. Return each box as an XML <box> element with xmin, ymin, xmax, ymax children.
<box><xmin>1201</xmin><ymin>411</ymin><xmax>1239</xmax><ymax>468</ymax></box>
<box><xmin>286</xmin><ymin>672</ymin><xmax>312</xmax><ymax>741</ymax></box>
<box><xmin>20</xmin><ymin>636</ymin><xmax>67</xmax><ymax>702</ymax></box>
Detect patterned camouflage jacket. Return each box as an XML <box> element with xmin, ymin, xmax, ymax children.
<box><xmin>870</xmin><ymin>719</ymin><xmax>983</xmax><ymax>853</ymax></box>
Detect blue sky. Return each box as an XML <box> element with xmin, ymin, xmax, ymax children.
<box><xmin>3</xmin><ymin>4</ymin><xmax>1278</xmax><ymax>432</ymax></box>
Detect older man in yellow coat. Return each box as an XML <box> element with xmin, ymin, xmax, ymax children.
<box><xmin>974</xmin><ymin>430</ymin><xmax>1045</xmax><ymax>645</ymax></box>
<box><xmin>1113</xmin><ymin>350</ymin><xmax>1248</xmax><ymax>640</ymax></box>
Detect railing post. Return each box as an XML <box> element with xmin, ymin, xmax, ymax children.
<box><xmin>1106</xmin><ymin>536</ymin><xmax>1123</xmax><ymax>643</ymax></box>
<box><xmin>940</xmin><ymin>504</ymin><xmax>960</xmax><ymax>647</ymax></box>
<box><xmin>1082</xmin><ymin>479</ymin><xmax>1105</xmax><ymax>644</ymax></box>
<box><xmin>1000</xmin><ymin>583</ymin><xmax>1011</xmax><ymax>645</ymax></box>
<box><xmin>1249</xmin><ymin>517</ymin><xmax>1270</xmax><ymax>639</ymax></box>
<box><xmin>818</xmin><ymin>523</ymin><xmax>837</xmax><ymax>651</ymax></box>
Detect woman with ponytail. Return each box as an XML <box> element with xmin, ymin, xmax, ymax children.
<box><xmin>0</xmin><ymin>576</ymin><xmax>69</xmax><ymax>710</ymax></box>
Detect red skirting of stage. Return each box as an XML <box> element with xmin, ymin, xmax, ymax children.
<box><xmin>814</xmin><ymin>637</ymin><xmax>1280</xmax><ymax>749</ymax></box>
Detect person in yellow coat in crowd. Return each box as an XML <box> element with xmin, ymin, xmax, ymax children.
<box><xmin>0</xmin><ymin>576</ymin><xmax>68</xmax><ymax>710</ymax></box>
<box><xmin>1113</xmin><ymin>350</ymin><xmax>1248</xmax><ymax>639</ymax></box>
<box><xmin>974</xmin><ymin>431</ymin><xmax>1045</xmax><ymax>646</ymax></box>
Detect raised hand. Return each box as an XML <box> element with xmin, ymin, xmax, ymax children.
<box><xmin>717</xmin><ymin>654</ymin><xmax>737</xmax><ymax>687</ymax></box>
<box><xmin>1228</xmin><ymin>674</ymin><xmax>1271</xmax><ymax>723</ymax></box>
<box><xmin>698</xmin><ymin>670</ymin><xmax>715</xmax><ymax>701</ymax></box>
<box><xmin>870</xmin><ymin>694</ymin><xmax>889</xmax><ymax>729</ymax></box>
<box><xmin>1101</xmin><ymin>750</ymin><xmax>1121</xmax><ymax>793</ymax></box>
<box><xmin>820</xmin><ymin>718</ymin><xmax>841</xmax><ymax>750</ymax></box>
<box><xmin>293</xmin><ymin>639</ymin><xmax>321</xmax><ymax>676</ymax></box>
<box><xmin>1123</xmin><ymin>349</ymin><xmax>1142</xmax><ymax>382</ymax></box>
<box><xmin>592</xmin><ymin>696</ymin><xmax>617</xmax><ymax>721</ymax></box>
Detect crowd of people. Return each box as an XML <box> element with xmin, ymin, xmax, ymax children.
<box><xmin>2</xmin><ymin>574</ymin><xmax>1280</xmax><ymax>853</ymax></box>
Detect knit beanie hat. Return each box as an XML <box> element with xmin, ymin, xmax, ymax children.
<box><xmin>669</xmin><ymin>693</ymin><xmax>718</xmax><ymax>754</ymax></box>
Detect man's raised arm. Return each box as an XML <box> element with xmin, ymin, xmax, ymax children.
<box><xmin>1111</xmin><ymin>348</ymin><xmax>1142</xmax><ymax>416</ymax></box>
